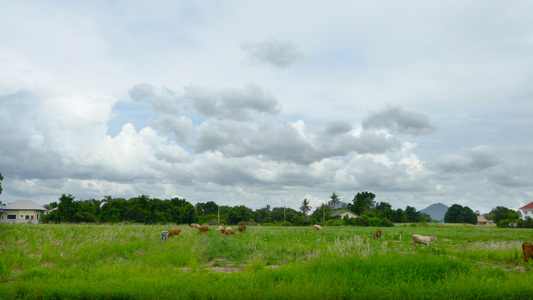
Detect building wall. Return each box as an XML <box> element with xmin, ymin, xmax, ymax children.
<box><xmin>339</xmin><ymin>211</ymin><xmax>358</xmax><ymax>219</ymax></box>
<box><xmin>0</xmin><ymin>209</ymin><xmax>44</xmax><ymax>224</ymax></box>
<box><xmin>521</xmin><ymin>209</ymin><xmax>533</xmax><ymax>220</ymax></box>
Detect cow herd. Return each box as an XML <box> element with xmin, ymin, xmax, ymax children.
<box><xmin>159</xmin><ymin>225</ymin><xmax>533</xmax><ymax>264</ymax></box>
<box><xmin>160</xmin><ymin>224</ymin><xmax>248</xmax><ymax>241</ymax></box>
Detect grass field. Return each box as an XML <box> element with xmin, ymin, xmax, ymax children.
<box><xmin>1</xmin><ymin>223</ymin><xmax>533</xmax><ymax>299</ymax></box>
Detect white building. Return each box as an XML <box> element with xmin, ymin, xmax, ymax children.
<box><xmin>0</xmin><ymin>200</ymin><xmax>48</xmax><ymax>224</ymax></box>
<box><xmin>518</xmin><ymin>202</ymin><xmax>533</xmax><ymax>220</ymax></box>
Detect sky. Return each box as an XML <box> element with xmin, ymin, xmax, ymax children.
<box><xmin>1</xmin><ymin>1</ymin><xmax>532</xmax><ymax>214</ymax></box>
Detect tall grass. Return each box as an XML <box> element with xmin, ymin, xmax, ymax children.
<box><xmin>1</xmin><ymin>223</ymin><xmax>532</xmax><ymax>299</ymax></box>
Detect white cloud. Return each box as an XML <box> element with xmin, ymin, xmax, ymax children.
<box><xmin>241</xmin><ymin>38</ymin><xmax>304</xmax><ymax>68</ymax></box>
<box><xmin>1</xmin><ymin>1</ymin><xmax>533</xmax><ymax>214</ymax></box>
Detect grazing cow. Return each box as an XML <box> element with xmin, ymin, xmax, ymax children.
<box><xmin>522</xmin><ymin>242</ymin><xmax>533</xmax><ymax>264</ymax></box>
<box><xmin>190</xmin><ymin>223</ymin><xmax>201</xmax><ymax>229</ymax></box>
<box><xmin>161</xmin><ymin>231</ymin><xmax>169</xmax><ymax>242</ymax></box>
<box><xmin>238</xmin><ymin>225</ymin><xmax>246</xmax><ymax>233</ymax></box>
<box><xmin>216</xmin><ymin>226</ymin><xmax>226</xmax><ymax>233</ymax></box>
<box><xmin>374</xmin><ymin>229</ymin><xmax>382</xmax><ymax>239</ymax></box>
<box><xmin>168</xmin><ymin>228</ymin><xmax>181</xmax><ymax>238</ymax></box>
<box><xmin>314</xmin><ymin>224</ymin><xmax>323</xmax><ymax>231</ymax></box>
<box><xmin>224</xmin><ymin>228</ymin><xmax>236</xmax><ymax>236</ymax></box>
<box><xmin>412</xmin><ymin>234</ymin><xmax>437</xmax><ymax>248</ymax></box>
<box><xmin>198</xmin><ymin>226</ymin><xmax>210</xmax><ymax>233</ymax></box>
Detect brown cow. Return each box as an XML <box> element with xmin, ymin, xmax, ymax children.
<box><xmin>198</xmin><ymin>226</ymin><xmax>210</xmax><ymax>233</ymax></box>
<box><xmin>238</xmin><ymin>225</ymin><xmax>246</xmax><ymax>233</ymax></box>
<box><xmin>374</xmin><ymin>229</ymin><xmax>382</xmax><ymax>239</ymax></box>
<box><xmin>224</xmin><ymin>228</ymin><xmax>235</xmax><ymax>236</ymax></box>
<box><xmin>168</xmin><ymin>228</ymin><xmax>181</xmax><ymax>238</ymax></box>
<box><xmin>216</xmin><ymin>226</ymin><xmax>226</xmax><ymax>233</ymax></box>
<box><xmin>522</xmin><ymin>242</ymin><xmax>533</xmax><ymax>263</ymax></box>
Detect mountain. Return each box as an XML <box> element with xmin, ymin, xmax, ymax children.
<box><xmin>420</xmin><ymin>203</ymin><xmax>449</xmax><ymax>221</ymax></box>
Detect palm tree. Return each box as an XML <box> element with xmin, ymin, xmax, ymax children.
<box><xmin>300</xmin><ymin>199</ymin><xmax>311</xmax><ymax>220</ymax></box>
<box><xmin>329</xmin><ymin>192</ymin><xmax>340</xmax><ymax>209</ymax></box>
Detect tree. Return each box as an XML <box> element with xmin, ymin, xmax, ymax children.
<box><xmin>329</xmin><ymin>192</ymin><xmax>340</xmax><ymax>209</ymax></box>
<box><xmin>196</xmin><ymin>201</ymin><xmax>219</xmax><ymax>216</ymax></box>
<box><xmin>375</xmin><ymin>202</ymin><xmax>392</xmax><ymax>213</ymax></box>
<box><xmin>310</xmin><ymin>203</ymin><xmax>331</xmax><ymax>224</ymax></box>
<box><xmin>348</xmin><ymin>194</ymin><xmax>365</xmax><ymax>215</ymax></box>
<box><xmin>300</xmin><ymin>199</ymin><xmax>311</xmax><ymax>220</ymax></box>
<box><xmin>352</xmin><ymin>191</ymin><xmax>376</xmax><ymax>212</ymax></box>
<box><xmin>487</xmin><ymin>206</ymin><xmax>520</xmax><ymax>224</ymax></box>
<box><xmin>405</xmin><ymin>206</ymin><xmax>422</xmax><ymax>223</ymax></box>
<box><xmin>58</xmin><ymin>194</ymin><xmax>77</xmax><ymax>223</ymax></box>
<box><xmin>391</xmin><ymin>208</ymin><xmax>407</xmax><ymax>223</ymax></box>
<box><xmin>444</xmin><ymin>204</ymin><xmax>477</xmax><ymax>224</ymax></box>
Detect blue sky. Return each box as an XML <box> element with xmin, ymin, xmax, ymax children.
<box><xmin>1</xmin><ymin>1</ymin><xmax>532</xmax><ymax>213</ymax></box>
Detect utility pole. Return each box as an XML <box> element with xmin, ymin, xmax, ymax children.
<box><xmin>284</xmin><ymin>206</ymin><xmax>286</xmax><ymax>223</ymax></box>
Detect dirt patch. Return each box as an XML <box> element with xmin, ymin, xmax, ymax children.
<box><xmin>212</xmin><ymin>267</ymin><xmax>244</xmax><ymax>273</ymax></box>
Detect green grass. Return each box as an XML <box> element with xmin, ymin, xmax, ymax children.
<box><xmin>1</xmin><ymin>223</ymin><xmax>533</xmax><ymax>299</ymax></box>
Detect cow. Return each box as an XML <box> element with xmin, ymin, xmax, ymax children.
<box><xmin>412</xmin><ymin>234</ymin><xmax>437</xmax><ymax>248</ymax></box>
<box><xmin>198</xmin><ymin>226</ymin><xmax>210</xmax><ymax>233</ymax></box>
<box><xmin>224</xmin><ymin>228</ymin><xmax>236</xmax><ymax>236</ymax></box>
<box><xmin>314</xmin><ymin>224</ymin><xmax>323</xmax><ymax>231</ymax></box>
<box><xmin>216</xmin><ymin>226</ymin><xmax>226</xmax><ymax>233</ymax></box>
<box><xmin>522</xmin><ymin>242</ymin><xmax>533</xmax><ymax>264</ymax></box>
<box><xmin>374</xmin><ymin>229</ymin><xmax>382</xmax><ymax>239</ymax></box>
<box><xmin>190</xmin><ymin>223</ymin><xmax>201</xmax><ymax>229</ymax></box>
<box><xmin>168</xmin><ymin>228</ymin><xmax>181</xmax><ymax>238</ymax></box>
<box><xmin>161</xmin><ymin>230</ymin><xmax>169</xmax><ymax>242</ymax></box>
<box><xmin>238</xmin><ymin>225</ymin><xmax>246</xmax><ymax>233</ymax></box>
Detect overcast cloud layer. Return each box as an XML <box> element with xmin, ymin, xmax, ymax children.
<box><xmin>1</xmin><ymin>1</ymin><xmax>532</xmax><ymax>213</ymax></box>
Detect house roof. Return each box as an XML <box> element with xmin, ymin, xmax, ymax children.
<box><xmin>477</xmin><ymin>216</ymin><xmax>488</xmax><ymax>222</ymax></box>
<box><xmin>519</xmin><ymin>202</ymin><xmax>533</xmax><ymax>210</ymax></box>
<box><xmin>2</xmin><ymin>200</ymin><xmax>47</xmax><ymax>211</ymax></box>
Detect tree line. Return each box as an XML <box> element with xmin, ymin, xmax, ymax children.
<box><xmin>38</xmin><ymin>191</ymin><xmax>532</xmax><ymax>228</ymax></box>
<box><xmin>42</xmin><ymin>191</ymin><xmax>432</xmax><ymax>226</ymax></box>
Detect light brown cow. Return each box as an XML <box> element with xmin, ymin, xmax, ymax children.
<box><xmin>238</xmin><ymin>225</ymin><xmax>246</xmax><ymax>233</ymax></box>
<box><xmin>198</xmin><ymin>226</ymin><xmax>210</xmax><ymax>233</ymax></box>
<box><xmin>412</xmin><ymin>234</ymin><xmax>437</xmax><ymax>248</ymax></box>
<box><xmin>190</xmin><ymin>223</ymin><xmax>201</xmax><ymax>229</ymax></box>
<box><xmin>168</xmin><ymin>228</ymin><xmax>181</xmax><ymax>238</ymax></box>
<box><xmin>374</xmin><ymin>229</ymin><xmax>382</xmax><ymax>239</ymax></box>
<box><xmin>224</xmin><ymin>228</ymin><xmax>235</xmax><ymax>236</ymax></box>
<box><xmin>522</xmin><ymin>242</ymin><xmax>533</xmax><ymax>264</ymax></box>
<box><xmin>314</xmin><ymin>224</ymin><xmax>323</xmax><ymax>230</ymax></box>
<box><xmin>216</xmin><ymin>226</ymin><xmax>226</xmax><ymax>233</ymax></box>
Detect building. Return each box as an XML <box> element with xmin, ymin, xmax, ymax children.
<box><xmin>330</xmin><ymin>209</ymin><xmax>359</xmax><ymax>220</ymax></box>
<box><xmin>0</xmin><ymin>200</ymin><xmax>48</xmax><ymax>224</ymax></box>
<box><xmin>477</xmin><ymin>215</ymin><xmax>494</xmax><ymax>225</ymax></box>
<box><xmin>519</xmin><ymin>202</ymin><xmax>533</xmax><ymax>220</ymax></box>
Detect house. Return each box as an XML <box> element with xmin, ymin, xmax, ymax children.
<box><xmin>519</xmin><ymin>202</ymin><xmax>533</xmax><ymax>220</ymax></box>
<box><xmin>330</xmin><ymin>209</ymin><xmax>359</xmax><ymax>220</ymax></box>
<box><xmin>477</xmin><ymin>215</ymin><xmax>494</xmax><ymax>225</ymax></box>
<box><xmin>0</xmin><ymin>200</ymin><xmax>48</xmax><ymax>224</ymax></box>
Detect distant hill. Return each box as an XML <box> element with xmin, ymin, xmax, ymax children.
<box><xmin>420</xmin><ymin>203</ymin><xmax>449</xmax><ymax>221</ymax></box>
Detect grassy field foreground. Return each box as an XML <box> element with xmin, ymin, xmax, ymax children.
<box><xmin>1</xmin><ymin>223</ymin><xmax>533</xmax><ymax>299</ymax></box>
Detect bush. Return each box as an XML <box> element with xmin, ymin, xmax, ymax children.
<box><xmin>326</xmin><ymin>219</ymin><xmax>344</xmax><ymax>226</ymax></box>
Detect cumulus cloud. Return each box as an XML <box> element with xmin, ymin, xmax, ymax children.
<box><xmin>184</xmin><ymin>82</ymin><xmax>282</xmax><ymax>120</ymax></box>
<box><xmin>241</xmin><ymin>38</ymin><xmax>304</xmax><ymax>68</ymax></box>
<box><xmin>129</xmin><ymin>82</ymin><xmax>181</xmax><ymax>114</ymax></box>
<box><xmin>362</xmin><ymin>106</ymin><xmax>438</xmax><ymax>136</ymax></box>
<box><xmin>435</xmin><ymin>146</ymin><xmax>501</xmax><ymax>173</ymax></box>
